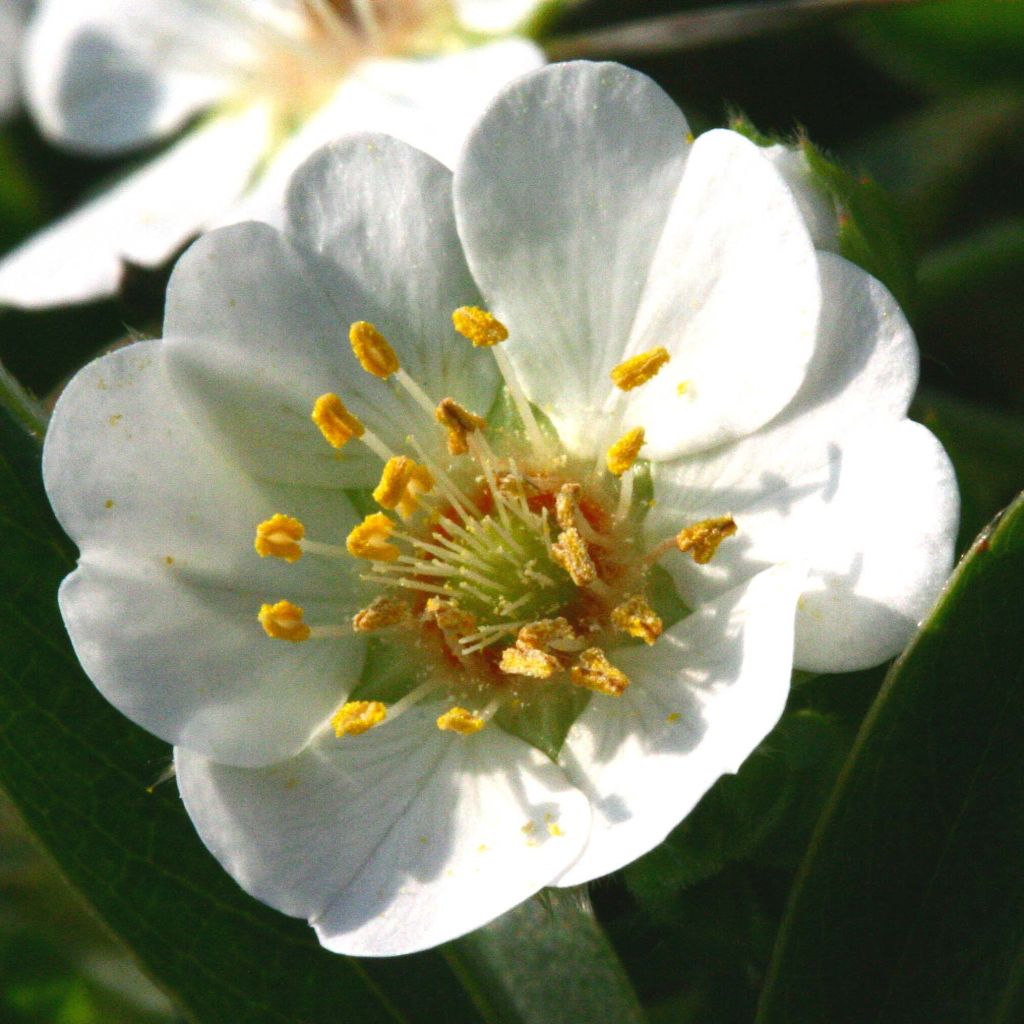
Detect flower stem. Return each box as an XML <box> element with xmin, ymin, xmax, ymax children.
<box><xmin>0</xmin><ymin>360</ymin><xmax>48</xmax><ymax>443</ymax></box>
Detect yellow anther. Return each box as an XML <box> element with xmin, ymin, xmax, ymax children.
<box><xmin>499</xmin><ymin>644</ymin><xmax>561</xmax><ymax>679</ymax></box>
<box><xmin>346</xmin><ymin>512</ymin><xmax>400</xmax><ymax>562</ymax></box>
<box><xmin>353</xmin><ymin>596</ymin><xmax>410</xmax><ymax>633</ymax></box>
<box><xmin>423</xmin><ymin>597</ymin><xmax>478</xmax><ymax>639</ymax></box>
<box><xmin>676</xmin><ymin>515</ymin><xmax>738</xmax><ymax>564</ymax></box>
<box><xmin>551</xmin><ymin>527</ymin><xmax>597</xmax><ymax>587</ymax></box>
<box><xmin>571</xmin><ymin>647</ymin><xmax>631</xmax><ymax>697</ymax></box>
<box><xmin>435</xmin><ymin>397</ymin><xmax>487</xmax><ymax>456</ymax></box>
<box><xmin>611</xmin><ymin>347</ymin><xmax>670</xmax><ymax>391</ymax></box>
<box><xmin>372</xmin><ymin>456</ymin><xmax>434</xmax><ymax>519</ymax></box>
<box><xmin>312</xmin><ymin>393</ymin><xmax>365</xmax><ymax>449</ymax></box>
<box><xmin>331</xmin><ymin>701</ymin><xmax>387</xmax><ymax>737</ymax></box>
<box><xmin>517</xmin><ymin>617</ymin><xmax>580</xmax><ymax>652</ymax></box>
<box><xmin>258</xmin><ymin>600</ymin><xmax>310</xmax><ymax>642</ymax></box>
<box><xmin>452</xmin><ymin>306</ymin><xmax>509</xmax><ymax>347</ymax></box>
<box><xmin>437</xmin><ymin>706</ymin><xmax>486</xmax><ymax>735</ymax></box>
<box><xmin>606</xmin><ymin>427</ymin><xmax>646</xmax><ymax>476</ymax></box>
<box><xmin>254</xmin><ymin>514</ymin><xmax>305</xmax><ymax>562</ymax></box>
<box><xmin>555</xmin><ymin>482</ymin><xmax>581</xmax><ymax>531</ymax></box>
<box><xmin>611</xmin><ymin>593</ymin><xmax>663</xmax><ymax>645</ymax></box>
<box><xmin>349</xmin><ymin>321</ymin><xmax>399</xmax><ymax>379</ymax></box>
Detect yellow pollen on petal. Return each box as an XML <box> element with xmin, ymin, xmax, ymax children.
<box><xmin>555</xmin><ymin>482</ymin><xmax>581</xmax><ymax>531</ymax></box>
<box><xmin>551</xmin><ymin>527</ymin><xmax>597</xmax><ymax>587</ymax></box>
<box><xmin>353</xmin><ymin>596</ymin><xmax>410</xmax><ymax>633</ymax></box>
<box><xmin>611</xmin><ymin>347</ymin><xmax>670</xmax><ymax>391</ymax></box>
<box><xmin>254</xmin><ymin>513</ymin><xmax>305</xmax><ymax>562</ymax></box>
<box><xmin>435</xmin><ymin>397</ymin><xmax>487</xmax><ymax>456</ymax></box>
<box><xmin>331</xmin><ymin>701</ymin><xmax>387</xmax><ymax>737</ymax></box>
<box><xmin>611</xmin><ymin>593</ymin><xmax>663</xmax><ymax>645</ymax></box>
<box><xmin>258</xmin><ymin>600</ymin><xmax>310</xmax><ymax>642</ymax></box>
<box><xmin>373</xmin><ymin>456</ymin><xmax>434</xmax><ymax>519</ymax></box>
<box><xmin>676</xmin><ymin>515</ymin><xmax>738</xmax><ymax>564</ymax></box>
<box><xmin>517</xmin><ymin>617</ymin><xmax>579</xmax><ymax>651</ymax></box>
<box><xmin>606</xmin><ymin>427</ymin><xmax>646</xmax><ymax>476</ymax></box>
<box><xmin>312</xmin><ymin>393</ymin><xmax>365</xmax><ymax>449</ymax></box>
<box><xmin>346</xmin><ymin>513</ymin><xmax>400</xmax><ymax>561</ymax></box>
<box><xmin>452</xmin><ymin>306</ymin><xmax>509</xmax><ymax>347</ymax></box>
<box><xmin>571</xmin><ymin>648</ymin><xmax>631</xmax><ymax>697</ymax></box>
<box><xmin>499</xmin><ymin>644</ymin><xmax>561</xmax><ymax>679</ymax></box>
<box><xmin>437</xmin><ymin>707</ymin><xmax>486</xmax><ymax>735</ymax></box>
<box><xmin>349</xmin><ymin>321</ymin><xmax>399</xmax><ymax>379</ymax></box>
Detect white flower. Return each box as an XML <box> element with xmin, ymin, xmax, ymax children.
<box><xmin>0</xmin><ymin>0</ymin><xmax>31</xmax><ymax>120</ymax></box>
<box><xmin>0</xmin><ymin>0</ymin><xmax>545</xmax><ymax>308</ymax></box>
<box><xmin>43</xmin><ymin>62</ymin><xmax>958</xmax><ymax>956</ymax></box>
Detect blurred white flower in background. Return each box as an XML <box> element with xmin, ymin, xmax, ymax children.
<box><xmin>0</xmin><ymin>0</ymin><xmax>31</xmax><ymax>120</ymax></box>
<box><xmin>0</xmin><ymin>0</ymin><xmax>545</xmax><ymax>308</ymax></box>
<box><xmin>42</xmin><ymin>62</ymin><xmax>958</xmax><ymax>956</ymax></box>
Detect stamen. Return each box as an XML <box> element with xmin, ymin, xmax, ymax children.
<box><xmin>258</xmin><ymin>600</ymin><xmax>311</xmax><ymax>642</ymax></box>
<box><xmin>452</xmin><ymin>306</ymin><xmax>509</xmax><ymax>347</ymax></box>
<box><xmin>606</xmin><ymin>427</ymin><xmax>645</xmax><ymax>476</ymax></box>
<box><xmin>435</xmin><ymin>397</ymin><xmax>486</xmax><ymax>456</ymax></box>
<box><xmin>353</xmin><ymin>596</ymin><xmax>410</xmax><ymax>633</ymax></box>
<box><xmin>346</xmin><ymin>513</ymin><xmax>400</xmax><ymax>561</ymax></box>
<box><xmin>331</xmin><ymin>701</ymin><xmax>387</xmax><ymax>737</ymax></box>
<box><xmin>550</xmin><ymin>527</ymin><xmax>597</xmax><ymax>587</ymax></box>
<box><xmin>312</xmin><ymin>393</ymin><xmax>364</xmax><ymax>448</ymax></box>
<box><xmin>423</xmin><ymin>597</ymin><xmax>477</xmax><ymax>641</ymax></box>
<box><xmin>499</xmin><ymin>645</ymin><xmax>561</xmax><ymax>679</ymax></box>
<box><xmin>517</xmin><ymin>617</ymin><xmax>581</xmax><ymax>652</ymax></box>
<box><xmin>611</xmin><ymin>594</ymin><xmax>663</xmax><ymax>645</ymax></box>
<box><xmin>571</xmin><ymin>648</ymin><xmax>630</xmax><ymax>696</ymax></box>
<box><xmin>255</xmin><ymin>514</ymin><xmax>304</xmax><ymax>562</ymax></box>
<box><xmin>555</xmin><ymin>483</ymin><xmax>580</xmax><ymax>531</ymax></box>
<box><xmin>349</xmin><ymin>321</ymin><xmax>399</xmax><ymax>379</ymax></box>
<box><xmin>373</xmin><ymin>456</ymin><xmax>434</xmax><ymax>519</ymax></box>
<box><xmin>611</xmin><ymin>347</ymin><xmax>670</xmax><ymax>391</ymax></box>
<box><xmin>437</xmin><ymin>706</ymin><xmax>486</xmax><ymax>735</ymax></box>
<box><xmin>676</xmin><ymin>516</ymin><xmax>738</xmax><ymax>564</ymax></box>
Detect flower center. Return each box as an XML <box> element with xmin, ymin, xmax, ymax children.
<box><xmin>255</xmin><ymin>308</ymin><xmax>738</xmax><ymax>755</ymax></box>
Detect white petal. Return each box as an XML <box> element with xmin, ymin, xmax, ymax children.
<box><xmin>0</xmin><ymin>108</ymin><xmax>270</xmax><ymax>308</ymax></box>
<box><xmin>761</xmin><ymin>144</ymin><xmax>840</xmax><ymax>252</ymax></box>
<box><xmin>623</xmin><ymin>129</ymin><xmax>821</xmax><ymax>459</ymax></box>
<box><xmin>649</xmin><ymin>255</ymin><xmax>957</xmax><ymax>671</ymax></box>
<box><xmin>221</xmin><ymin>40</ymin><xmax>546</xmax><ymax>230</ymax></box>
<box><xmin>454</xmin><ymin>0</ymin><xmax>541</xmax><ymax>33</ymax></box>
<box><xmin>24</xmin><ymin>0</ymin><xmax>242</xmax><ymax>152</ymax></box>
<box><xmin>555</xmin><ymin>565</ymin><xmax>802</xmax><ymax>887</ymax></box>
<box><xmin>44</xmin><ymin>342</ymin><xmax>365</xmax><ymax>766</ymax></box>
<box><xmin>453</xmin><ymin>61</ymin><xmax>691</xmax><ymax>454</ymax></box>
<box><xmin>176</xmin><ymin>704</ymin><xmax>591</xmax><ymax>956</ymax></box>
<box><xmin>165</xmin><ymin>137</ymin><xmax>496</xmax><ymax>490</ymax></box>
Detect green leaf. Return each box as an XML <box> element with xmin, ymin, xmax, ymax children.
<box><xmin>803</xmin><ymin>141</ymin><xmax>918</xmax><ymax>314</ymax></box>
<box><xmin>0</xmin><ymin>408</ymin><xmax>484</xmax><ymax>1024</ymax></box>
<box><xmin>445</xmin><ymin>888</ymin><xmax>646</xmax><ymax>1024</ymax></box>
<box><xmin>757</xmin><ymin>493</ymin><xmax>1024</xmax><ymax>1024</ymax></box>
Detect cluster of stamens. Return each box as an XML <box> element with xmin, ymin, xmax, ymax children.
<box><xmin>254</xmin><ymin>305</ymin><xmax>737</xmax><ymax>746</ymax></box>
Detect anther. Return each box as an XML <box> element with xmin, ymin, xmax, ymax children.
<box><xmin>499</xmin><ymin>645</ymin><xmax>561</xmax><ymax>679</ymax></box>
<box><xmin>676</xmin><ymin>515</ymin><xmax>738</xmax><ymax>564</ymax></box>
<box><xmin>312</xmin><ymin>393</ymin><xmax>365</xmax><ymax>448</ymax></box>
<box><xmin>373</xmin><ymin>456</ymin><xmax>434</xmax><ymax>518</ymax></box>
<box><xmin>611</xmin><ymin>347</ymin><xmax>670</xmax><ymax>391</ymax></box>
<box><xmin>331</xmin><ymin>701</ymin><xmax>387</xmax><ymax>737</ymax></box>
<box><xmin>555</xmin><ymin>483</ymin><xmax>581</xmax><ymax>531</ymax></box>
<box><xmin>435</xmin><ymin>397</ymin><xmax>487</xmax><ymax>456</ymax></box>
<box><xmin>517</xmin><ymin>618</ymin><xmax>581</xmax><ymax>652</ymax></box>
<box><xmin>349</xmin><ymin>321</ymin><xmax>399</xmax><ymax>379</ymax></box>
<box><xmin>571</xmin><ymin>648</ymin><xmax>630</xmax><ymax>696</ymax></box>
<box><xmin>346</xmin><ymin>513</ymin><xmax>400</xmax><ymax>561</ymax></box>
<box><xmin>611</xmin><ymin>594</ymin><xmax>663</xmax><ymax>645</ymax></box>
<box><xmin>452</xmin><ymin>306</ymin><xmax>509</xmax><ymax>347</ymax></box>
<box><xmin>258</xmin><ymin>600</ymin><xmax>311</xmax><ymax>642</ymax></box>
<box><xmin>423</xmin><ymin>597</ymin><xmax>477</xmax><ymax>641</ymax></box>
<box><xmin>353</xmin><ymin>596</ymin><xmax>410</xmax><ymax>633</ymax></box>
<box><xmin>437</xmin><ymin>706</ymin><xmax>486</xmax><ymax>735</ymax></box>
<box><xmin>606</xmin><ymin>427</ymin><xmax>646</xmax><ymax>476</ymax></box>
<box><xmin>551</xmin><ymin>527</ymin><xmax>597</xmax><ymax>587</ymax></box>
<box><xmin>255</xmin><ymin>514</ymin><xmax>305</xmax><ymax>562</ymax></box>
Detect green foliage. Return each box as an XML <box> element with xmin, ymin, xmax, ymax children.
<box><xmin>758</xmin><ymin>493</ymin><xmax>1024</xmax><ymax>1024</ymax></box>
